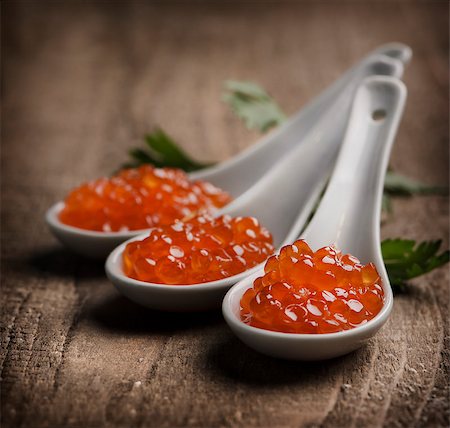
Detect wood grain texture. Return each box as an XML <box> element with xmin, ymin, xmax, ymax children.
<box><xmin>1</xmin><ymin>1</ymin><xmax>449</xmax><ymax>427</ymax></box>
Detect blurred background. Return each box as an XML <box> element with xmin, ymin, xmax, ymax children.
<box><xmin>3</xmin><ymin>1</ymin><xmax>448</xmax><ymax>185</ymax></box>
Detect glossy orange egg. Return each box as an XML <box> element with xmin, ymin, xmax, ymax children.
<box><xmin>123</xmin><ymin>214</ymin><xmax>274</xmax><ymax>285</ymax></box>
<box><xmin>59</xmin><ymin>165</ymin><xmax>231</xmax><ymax>232</ymax></box>
<box><xmin>240</xmin><ymin>240</ymin><xmax>384</xmax><ymax>334</ymax></box>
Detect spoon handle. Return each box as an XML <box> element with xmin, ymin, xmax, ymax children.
<box><xmin>302</xmin><ymin>76</ymin><xmax>407</xmax><ymax>262</ymax></box>
<box><xmin>371</xmin><ymin>42</ymin><xmax>412</xmax><ymax>65</ymax></box>
<box><xmin>222</xmin><ymin>58</ymin><xmax>403</xmax><ymax>248</ymax></box>
<box><xmin>190</xmin><ymin>44</ymin><xmax>411</xmax><ymax>198</ymax></box>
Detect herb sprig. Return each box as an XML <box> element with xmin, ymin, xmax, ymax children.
<box><xmin>381</xmin><ymin>239</ymin><xmax>449</xmax><ymax>290</ymax></box>
<box><xmin>122</xmin><ymin>80</ymin><xmax>449</xmax><ymax>290</ymax></box>
<box><xmin>384</xmin><ymin>171</ymin><xmax>448</xmax><ymax>196</ymax></box>
<box><xmin>222</xmin><ymin>80</ymin><xmax>286</xmax><ymax>132</ymax></box>
<box><xmin>123</xmin><ymin>128</ymin><xmax>212</xmax><ymax>172</ymax></box>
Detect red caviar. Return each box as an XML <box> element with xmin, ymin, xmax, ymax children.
<box><xmin>240</xmin><ymin>240</ymin><xmax>384</xmax><ymax>334</ymax></box>
<box><xmin>123</xmin><ymin>214</ymin><xmax>274</xmax><ymax>284</ymax></box>
<box><xmin>59</xmin><ymin>165</ymin><xmax>231</xmax><ymax>232</ymax></box>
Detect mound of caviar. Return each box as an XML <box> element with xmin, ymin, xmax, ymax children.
<box><xmin>123</xmin><ymin>214</ymin><xmax>274</xmax><ymax>285</ymax></box>
<box><xmin>240</xmin><ymin>240</ymin><xmax>384</xmax><ymax>334</ymax></box>
<box><xmin>59</xmin><ymin>165</ymin><xmax>231</xmax><ymax>232</ymax></box>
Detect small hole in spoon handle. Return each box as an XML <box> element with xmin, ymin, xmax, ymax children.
<box><xmin>372</xmin><ymin>109</ymin><xmax>387</xmax><ymax>121</ymax></box>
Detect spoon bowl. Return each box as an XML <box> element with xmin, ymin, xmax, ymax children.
<box><xmin>46</xmin><ymin>202</ymin><xmax>150</xmax><ymax>258</ymax></box>
<box><xmin>222</xmin><ymin>76</ymin><xmax>407</xmax><ymax>360</ymax></box>
<box><xmin>105</xmin><ymin>59</ymin><xmax>404</xmax><ymax>311</ymax></box>
<box><xmin>222</xmin><ymin>270</ymin><xmax>393</xmax><ymax>360</ymax></box>
<box><xmin>47</xmin><ymin>44</ymin><xmax>411</xmax><ymax>258</ymax></box>
<box><xmin>106</xmin><ymin>233</ymin><xmax>263</xmax><ymax>311</ymax></box>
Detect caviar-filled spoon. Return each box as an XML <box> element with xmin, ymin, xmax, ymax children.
<box><xmin>105</xmin><ymin>60</ymin><xmax>403</xmax><ymax>312</ymax></box>
<box><xmin>46</xmin><ymin>44</ymin><xmax>411</xmax><ymax>258</ymax></box>
<box><xmin>222</xmin><ymin>76</ymin><xmax>407</xmax><ymax>360</ymax></box>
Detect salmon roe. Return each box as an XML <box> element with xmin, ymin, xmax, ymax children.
<box><xmin>240</xmin><ymin>240</ymin><xmax>384</xmax><ymax>334</ymax></box>
<box><xmin>59</xmin><ymin>165</ymin><xmax>231</xmax><ymax>232</ymax></box>
<box><xmin>123</xmin><ymin>214</ymin><xmax>274</xmax><ymax>285</ymax></box>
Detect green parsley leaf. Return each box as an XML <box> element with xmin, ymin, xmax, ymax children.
<box><xmin>381</xmin><ymin>238</ymin><xmax>450</xmax><ymax>290</ymax></box>
<box><xmin>381</xmin><ymin>193</ymin><xmax>393</xmax><ymax>214</ymax></box>
<box><xmin>118</xmin><ymin>81</ymin><xmax>449</xmax><ymax>292</ymax></box>
<box><xmin>222</xmin><ymin>81</ymin><xmax>447</xmax><ymax>198</ymax></box>
<box><xmin>223</xmin><ymin>80</ymin><xmax>287</xmax><ymax>132</ymax></box>
<box><xmin>124</xmin><ymin>128</ymin><xmax>213</xmax><ymax>172</ymax></box>
<box><xmin>384</xmin><ymin>171</ymin><xmax>448</xmax><ymax>196</ymax></box>
<box><xmin>128</xmin><ymin>148</ymin><xmax>163</xmax><ymax>167</ymax></box>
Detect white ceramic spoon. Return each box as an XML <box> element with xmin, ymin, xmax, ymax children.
<box><xmin>46</xmin><ymin>44</ymin><xmax>411</xmax><ymax>258</ymax></box>
<box><xmin>105</xmin><ymin>59</ymin><xmax>403</xmax><ymax>312</ymax></box>
<box><xmin>191</xmin><ymin>43</ymin><xmax>411</xmax><ymax>196</ymax></box>
<box><xmin>222</xmin><ymin>76</ymin><xmax>407</xmax><ymax>360</ymax></box>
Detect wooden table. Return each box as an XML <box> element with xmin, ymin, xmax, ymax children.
<box><xmin>2</xmin><ymin>2</ymin><xmax>448</xmax><ymax>427</ymax></box>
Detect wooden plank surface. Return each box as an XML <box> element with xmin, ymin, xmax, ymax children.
<box><xmin>2</xmin><ymin>1</ymin><xmax>449</xmax><ymax>427</ymax></box>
